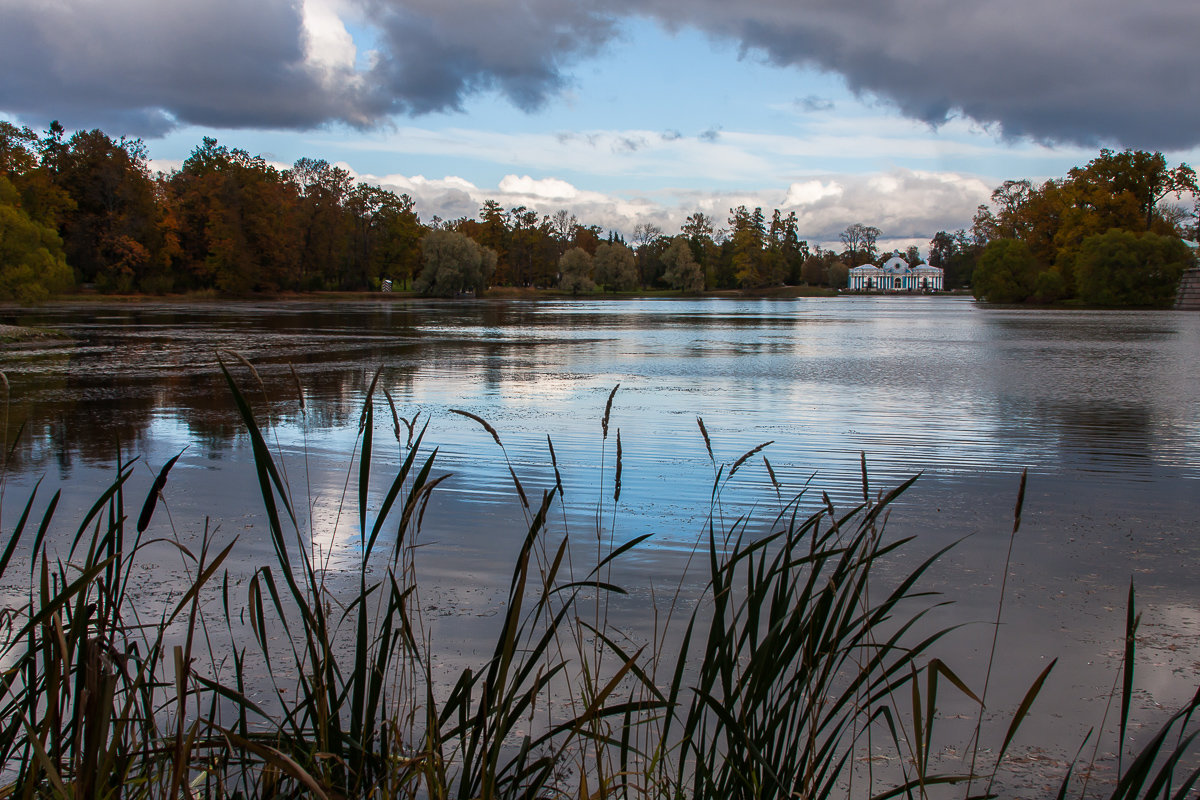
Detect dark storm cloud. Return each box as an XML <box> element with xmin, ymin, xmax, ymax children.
<box><xmin>0</xmin><ymin>0</ymin><xmax>616</xmax><ymax>135</ymax></box>
<box><xmin>357</xmin><ymin>0</ymin><xmax>617</xmax><ymax>115</ymax></box>
<box><xmin>631</xmin><ymin>0</ymin><xmax>1200</xmax><ymax>149</ymax></box>
<box><xmin>0</xmin><ymin>0</ymin><xmax>357</xmax><ymax>135</ymax></box>
<box><xmin>2</xmin><ymin>0</ymin><xmax>1196</xmax><ymax>149</ymax></box>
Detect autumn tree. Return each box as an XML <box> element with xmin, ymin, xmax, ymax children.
<box><xmin>928</xmin><ymin>230</ymin><xmax>978</xmax><ymax>289</ymax></box>
<box><xmin>166</xmin><ymin>137</ymin><xmax>302</xmax><ymax>293</ymax></box>
<box><xmin>801</xmin><ymin>247</ymin><xmax>842</xmax><ymax>287</ymax></box>
<box><xmin>505</xmin><ymin>206</ymin><xmax>557</xmax><ymax>287</ymax></box>
<box><xmin>1070</xmin><ymin>149</ymin><xmax>1197</xmax><ymax>233</ymax></box>
<box><xmin>370</xmin><ymin>190</ymin><xmax>425</xmax><ymax>290</ymax></box>
<box><xmin>54</xmin><ymin>129</ymin><xmax>159</xmax><ymax>291</ymax></box>
<box><xmin>549</xmin><ymin>209</ymin><xmax>578</xmax><ymax>256</ymax></box>
<box><xmin>768</xmin><ymin>209</ymin><xmax>807</xmax><ymax>284</ymax></box>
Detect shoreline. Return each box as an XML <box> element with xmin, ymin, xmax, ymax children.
<box><xmin>0</xmin><ymin>323</ymin><xmax>71</xmax><ymax>343</ymax></box>
<box><xmin>0</xmin><ymin>285</ymin><xmax>992</xmax><ymax>309</ymax></box>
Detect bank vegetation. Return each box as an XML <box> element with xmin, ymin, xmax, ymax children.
<box><xmin>1</xmin><ymin>122</ymin><xmax>1195</xmax><ymax>304</ymax></box>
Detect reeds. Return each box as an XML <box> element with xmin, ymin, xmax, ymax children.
<box><xmin>0</xmin><ymin>361</ymin><xmax>1195</xmax><ymax>799</ymax></box>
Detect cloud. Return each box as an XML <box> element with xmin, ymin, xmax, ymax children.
<box><xmin>3</xmin><ymin>0</ymin><xmax>1194</xmax><ymax>148</ymax></box>
<box><xmin>355</xmin><ymin>0</ymin><xmax>617</xmax><ymax>115</ymax></box>
<box><xmin>782</xmin><ymin>169</ymin><xmax>993</xmax><ymax>243</ymax></box>
<box><xmin>783</xmin><ymin>180</ymin><xmax>843</xmax><ymax>206</ymax></box>
<box><xmin>631</xmin><ymin>0</ymin><xmax>1200</xmax><ymax>149</ymax></box>
<box><xmin>355</xmin><ymin>165</ymin><xmax>990</xmax><ymax>250</ymax></box>
<box><xmin>0</xmin><ymin>0</ymin><xmax>356</xmax><ymax>135</ymax></box>
<box><xmin>497</xmin><ymin>175</ymin><xmax>579</xmax><ymax>200</ymax></box>
<box><xmin>798</xmin><ymin>95</ymin><xmax>834</xmax><ymax>113</ymax></box>
<box><xmin>0</xmin><ymin>0</ymin><xmax>617</xmax><ymax>135</ymax></box>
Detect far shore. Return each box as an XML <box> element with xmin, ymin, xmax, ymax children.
<box><xmin>1</xmin><ymin>284</ymin><xmax>991</xmax><ymax>310</ymax></box>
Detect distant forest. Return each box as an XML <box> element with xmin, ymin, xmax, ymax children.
<box><xmin>1</xmin><ymin>121</ymin><xmax>1196</xmax><ymax>305</ymax></box>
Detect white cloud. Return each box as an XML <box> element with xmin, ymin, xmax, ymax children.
<box><xmin>351</xmin><ymin>164</ymin><xmax>991</xmax><ymax>248</ymax></box>
<box><xmin>302</xmin><ymin>0</ymin><xmax>357</xmax><ymax>73</ymax></box>
<box><xmin>784</xmin><ymin>180</ymin><xmax>844</xmax><ymax>206</ymax></box>
<box><xmin>497</xmin><ymin>175</ymin><xmax>579</xmax><ymax>200</ymax></box>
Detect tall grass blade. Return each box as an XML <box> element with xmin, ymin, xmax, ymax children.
<box><xmin>1120</xmin><ymin>578</ymin><xmax>1139</xmax><ymax>776</ymax></box>
<box><xmin>697</xmin><ymin>416</ymin><xmax>714</xmax><ymax>462</ymax></box>
<box><xmin>451</xmin><ymin>408</ymin><xmax>503</xmax><ymax>447</ymax></box>
<box><xmin>602</xmin><ymin>385</ymin><xmax>619</xmax><ymax>440</ymax></box>
<box><xmin>136</xmin><ymin>448</ymin><xmax>186</xmax><ymax>533</ymax></box>
<box><xmin>614</xmin><ymin>430</ymin><xmax>622</xmax><ymax>502</ymax></box>
<box><xmin>728</xmin><ymin>440</ymin><xmax>773</xmax><ymax>478</ymax></box>
<box><xmin>987</xmin><ymin>658</ymin><xmax>1057</xmax><ymax>794</ymax></box>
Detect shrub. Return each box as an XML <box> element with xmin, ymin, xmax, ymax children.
<box><xmin>1075</xmin><ymin>230</ymin><xmax>1192</xmax><ymax>307</ymax></box>
<box><xmin>973</xmin><ymin>238</ymin><xmax>1040</xmax><ymax>303</ymax></box>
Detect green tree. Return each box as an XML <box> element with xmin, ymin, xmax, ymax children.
<box><xmin>0</xmin><ymin>176</ymin><xmax>73</xmax><ymax>302</ymax></box>
<box><xmin>415</xmin><ymin>229</ymin><xmax>496</xmax><ymax>296</ymax></box>
<box><xmin>557</xmin><ymin>247</ymin><xmax>595</xmax><ymax>294</ymax></box>
<box><xmin>593</xmin><ymin>242</ymin><xmax>638</xmax><ymax>292</ymax></box>
<box><xmin>632</xmin><ymin>221</ymin><xmax>664</xmax><ymax>287</ymax></box>
<box><xmin>769</xmin><ymin>209</ymin><xmax>807</xmax><ymax>284</ymax></box>
<box><xmin>1</xmin><ymin>122</ymin><xmax>72</xmax><ymax>228</ymax></box>
<box><xmin>290</xmin><ymin>158</ymin><xmax>353</xmax><ymax>289</ymax></box>
<box><xmin>972</xmin><ymin>239</ymin><xmax>1040</xmax><ymax>303</ymax></box>
<box><xmin>661</xmin><ymin>236</ymin><xmax>704</xmax><ymax>292</ymax></box>
<box><xmin>1074</xmin><ymin>230</ymin><xmax>1192</xmax><ymax>307</ymax></box>
<box><xmin>729</xmin><ymin>206</ymin><xmax>774</xmax><ymax>288</ymax></box>
<box><xmin>372</xmin><ymin>191</ymin><xmax>425</xmax><ymax>290</ymax></box>
<box><xmin>801</xmin><ymin>247</ymin><xmax>845</xmax><ymax>287</ymax></box>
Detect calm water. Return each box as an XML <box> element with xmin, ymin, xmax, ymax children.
<box><xmin>3</xmin><ymin>296</ymin><xmax>1200</xmax><ymax>759</ymax></box>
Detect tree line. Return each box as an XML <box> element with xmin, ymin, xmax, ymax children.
<box><xmin>1</xmin><ymin>121</ymin><xmax>1194</xmax><ymax>303</ymax></box>
<box><xmin>933</xmin><ymin>150</ymin><xmax>1197</xmax><ymax>306</ymax></box>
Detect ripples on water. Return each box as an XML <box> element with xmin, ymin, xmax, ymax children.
<box><xmin>3</xmin><ymin>297</ymin><xmax>1200</xmax><ymax>536</ymax></box>
<box><xmin>4</xmin><ymin>295</ymin><xmax>1200</xmax><ymax>766</ymax></box>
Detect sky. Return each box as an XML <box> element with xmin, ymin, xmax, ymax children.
<box><xmin>3</xmin><ymin>0</ymin><xmax>1199</xmax><ymax>253</ymax></box>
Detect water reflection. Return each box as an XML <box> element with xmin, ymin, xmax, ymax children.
<box><xmin>3</xmin><ymin>296</ymin><xmax>1199</xmax><ymax>774</ymax></box>
<box><xmin>3</xmin><ymin>298</ymin><xmax>1199</xmax><ymax>491</ymax></box>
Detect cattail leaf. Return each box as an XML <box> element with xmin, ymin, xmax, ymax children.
<box><xmin>614</xmin><ymin>429</ymin><xmax>622</xmax><ymax>502</ymax></box>
<box><xmin>288</xmin><ymin>363</ymin><xmax>305</xmax><ymax>411</ymax></box>
<box><xmin>547</xmin><ymin>435</ymin><xmax>564</xmax><ymax>497</ymax></box>
<box><xmin>137</xmin><ymin>448</ymin><xmax>187</xmax><ymax>533</ymax></box>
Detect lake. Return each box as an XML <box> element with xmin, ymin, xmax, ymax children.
<box><xmin>2</xmin><ymin>295</ymin><xmax>1199</xmax><ymax>779</ymax></box>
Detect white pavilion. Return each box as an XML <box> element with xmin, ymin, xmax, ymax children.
<box><xmin>848</xmin><ymin>255</ymin><xmax>943</xmax><ymax>292</ymax></box>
